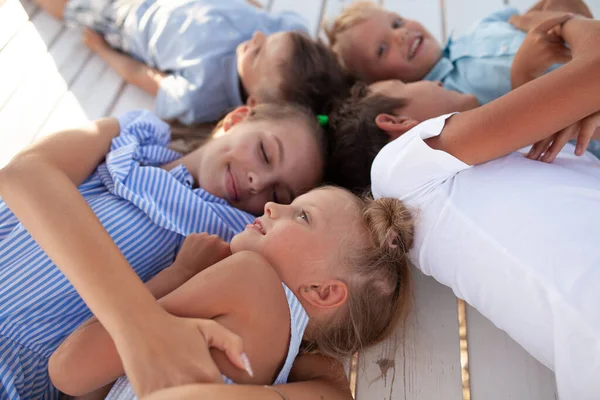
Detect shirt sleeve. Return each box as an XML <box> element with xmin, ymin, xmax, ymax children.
<box><xmin>371</xmin><ymin>113</ymin><xmax>469</xmax><ymax>201</ymax></box>
<box><xmin>480</xmin><ymin>6</ymin><xmax>520</xmax><ymax>23</ymax></box>
<box><xmin>271</xmin><ymin>10</ymin><xmax>309</xmax><ymax>34</ymax></box>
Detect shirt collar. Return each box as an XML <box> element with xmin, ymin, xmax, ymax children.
<box><xmin>223</xmin><ymin>54</ymin><xmax>244</xmax><ymax>109</ymax></box>
<box><xmin>423</xmin><ymin>37</ymin><xmax>454</xmax><ymax>82</ymax></box>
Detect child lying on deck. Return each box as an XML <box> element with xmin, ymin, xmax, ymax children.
<box><xmin>324</xmin><ymin>0</ymin><xmax>593</xmax><ymax>105</ymax></box>
<box><xmin>49</xmin><ymin>186</ymin><xmax>414</xmax><ymax>399</ymax></box>
<box><xmin>36</xmin><ymin>0</ymin><xmax>350</xmax><ymax>124</ymax></box>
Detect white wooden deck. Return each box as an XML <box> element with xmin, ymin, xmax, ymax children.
<box><xmin>2</xmin><ymin>0</ymin><xmax>600</xmax><ymax>398</ymax></box>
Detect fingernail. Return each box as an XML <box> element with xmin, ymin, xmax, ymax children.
<box><xmin>576</xmin><ymin>144</ymin><xmax>583</xmax><ymax>155</ymax></box>
<box><xmin>241</xmin><ymin>353</ymin><xmax>254</xmax><ymax>377</ymax></box>
<box><xmin>527</xmin><ymin>149</ymin><xmax>535</xmax><ymax>158</ymax></box>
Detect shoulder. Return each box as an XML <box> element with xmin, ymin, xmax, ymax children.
<box><xmin>221</xmin><ymin>251</ymin><xmax>283</xmax><ymax>292</ymax></box>
<box><xmin>371</xmin><ymin>114</ymin><xmax>468</xmax><ymax>200</ymax></box>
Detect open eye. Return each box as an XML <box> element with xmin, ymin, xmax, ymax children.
<box><xmin>298</xmin><ymin>209</ymin><xmax>309</xmax><ymax>223</ymax></box>
<box><xmin>260</xmin><ymin>141</ymin><xmax>270</xmax><ymax>164</ymax></box>
<box><xmin>392</xmin><ymin>18</ymin><xmax>404</xmax><ymax>29</ymax></box>
<box><xmin>378</xmin><ymin>43</ymin><xmax>387</xmax><ymax>58</ymax></box>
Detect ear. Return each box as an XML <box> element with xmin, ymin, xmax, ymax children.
<box><xmin>222</xmin><ymin>106</ymin><xmax>252</xmax><ymax>131</ymax></box>
<box><xmin>300</xmin><ymin>280</ymin><xmax>348</xmax><ymax>310</ymax></box>
<box><xmin>375</xmin><ymin>113</ymin><xmax>420</xmax><ymax>141</ymax></box>
<box><xmin>246</xmin><ymin>95</ymin><xmax>258</xmax><ymax>107</ymax></box>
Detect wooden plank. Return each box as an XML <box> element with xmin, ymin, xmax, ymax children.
<box><xmin>49</xmin><ymin>28</ymin><xmax>92</xmax><ymax>85</ymax></box>
<box><xmin>444</xmin><ymin>0</ymin><xmax>506</xmax><ymax>38</ymax></box>
<box><xmin>68</xmin><ymin>53</ymin><xmax>124</xmax><ymax>120</ymax></box>
<box><xmin>0</xmin><ymin>50</ymin><xmax>67</xmax><ymax>167</ymax></box>
<box><xmin>466</xmin><ymin>305</ymin><xmax>558</xmax><ymax>400</ymax></box>
<box><xmin>270</xmin><ymin>0</ymin><xmax>325</xmax><ymax>37</ymax></box>
<box><xmin>354</xmin><ymin>268</ymin><xmax>463</xmax><ymax>400</ymax></box>
<box><xmin>109</xmin><ymin>84</ymin><xmax>155</xmax><ymax>117</ymax></box>
<box><xmin>0</xmin><ymin>22</ymin><xmax>47</xmax><ymax>111</ymax></box>
<box><xmin>30</xmin><ymin>7</ymin><xmax>63</xmax><ymax>47</ymax></box>
<box><xmin>508</xmin><ymin>0</ymin><xmax>600</xmax><ymax>16</ymax></box>
<box><xmin>384</xmin><ymin>0</ymin><xmax>445</xmax><ymax>44</ymax></box>
<box><xmin>0</xmin><ymin>0</ymin><xmax>29</xmax><ymax>51</ymax></box>
<box><xmin>35</xmin><ymin>91</ymin><xmax>90</xmax><ymax>140</ymax></box>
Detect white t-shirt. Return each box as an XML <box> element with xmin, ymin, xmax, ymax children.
<box><xmin>371</xmin><ymin>114</ymin><xmax>600</xmax><ymax>400</ymax></box>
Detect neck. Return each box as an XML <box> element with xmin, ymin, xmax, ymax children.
<box><xmin>160</xmin><ymin>147</ymin><xmax>204</xmax><ymax>185</ymax></box>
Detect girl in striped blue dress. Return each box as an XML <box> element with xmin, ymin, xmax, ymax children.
<box><xmin>48</xmin><ymin>186</ymin><xmax>414</xmax><ymax>400</ymax></box>
<box><xmin>0</xmin><ymin>103</ymin><xmax>326</xmax><ymax>399</ymax></box>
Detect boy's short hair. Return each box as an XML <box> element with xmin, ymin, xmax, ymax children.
<box><xmin>326</xmin><ymin>82</ymin><xmax>407</xmax><ymax>193</ymax></box>
<box><xmin>262</xmin><ymin>32</ymin><xmax>354</xmax><ymax>115</ymax></box>
<box><xmin>323</xmin><ymin>1</ymin><xmax>381</xmax><ymax>58</ymax></box>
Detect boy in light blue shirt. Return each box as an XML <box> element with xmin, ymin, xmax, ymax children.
<box><xmin>325</xmin><ymin>0</ymin><xmax>592</xmax><ymax>106</ymax></box>
<box><xmin>38</xmin><ymin>0</ymin><xmax>350</xmax><ymax>124</ymax></box>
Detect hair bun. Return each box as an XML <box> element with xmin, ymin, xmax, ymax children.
<box><xmin>364</xmin><ymin>197</ymin><xmax>414</xmax><ymax>254</ymax></box>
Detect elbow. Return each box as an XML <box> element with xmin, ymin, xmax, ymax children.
<box><xmin>48</xmin><ymin>348</ymin><xmax>83</xmax><ymax>396</ymax></box>
<box><xmin>0</xmin><ymin>155</ymin><xmax>36</xmax><ymax>192</ymax></box>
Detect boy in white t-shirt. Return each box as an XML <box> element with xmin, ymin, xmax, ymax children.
<box><xmin>328</xmin><ymin>14</ymin><xmax>600</xmax><ymax>400</ymax></box>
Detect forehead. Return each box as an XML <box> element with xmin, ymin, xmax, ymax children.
<box><xmin>369</xmin><ymin>79</ymin><xmax>406</xmax><ymax>96</ymax></box>
<box><xmin>297</xmin><ymin>187</ymin><xmax>360</xmax><ymax>221</ymax></box>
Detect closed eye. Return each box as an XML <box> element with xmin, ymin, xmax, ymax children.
<box><xmin>378</xmin><ymin>43</ymin><xmax>387</xmax><ymax>58</ymax></box>
<box><xmin>260</xmin><ymin>141</ymin><xmax>270</xmax><ymax>164</ymax></box>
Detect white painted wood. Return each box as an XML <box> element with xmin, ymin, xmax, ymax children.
<box><xmin>466</xmin><ymin>305</ymin><xmax>558</xmax><ymax>400</ymax></box>
<box><xmin>0</xmin><ymin>23</ymin><xmax>47</xmax><ymax>110</ymax></box>
<box><xmin>0</xmin><ymin>51</ymin><xmax>67</xmax><ymax>167</ymax></box>
<box><xmin>30</xmin><ymin>8</ymin><xmax>62</xmax><ymax>47</ymax></box>
<box><xmin>48</xmin><ymin>28</ymin><xmax>92</xmax><ymax>85</ymax></box>
<box><xmin>0</xmin><ymin>0</ymin><xmax>28</xmax><ymax>50</ymax></box>
<box><xmin>35</xmin><ymin>91</ymin><xmax>90</xmax><ymax>139</ymax></box>
<box><xmin>444</xmin><ymin>0</ymin><xmax>506</xmax><ymax>38</ymax></box>
<box><xmin>354</xmin><ymin>268</ymin><xmax>463</xmax><ymax>400</ymax></box>
<box><xmin>18</xmin><ymin>0</ymin><xmax>37</xmax><ymax>16</ymax></box>
<box><xmin>110</xmin><ymin>84</ymin><xmax>155</xmax><ymax>117</ymax></box>
<box><xmin>384</xmin><ymin>0</ymin><xmax>444</xmax><ymax>44</ymax></box>
<box><xmin>508</xmin><ymin>0</ymin><xmax>600</xmax><ymax>16</ymax></box>
<box><xmin>270</xmin><ymin>0</ymin><xmax>325</xmax><ymax>36</ymax></box>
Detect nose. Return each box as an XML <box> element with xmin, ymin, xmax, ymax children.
<box><xmin>392</xmin><ymin>28</ymin><xmax>407</xmax><ymax>45</ymax></box>
<box><xmin>252</xmin><ymin>31</ymin><xmax>266</xmax><ymax>45</ymax></box>
<box><xmin>264</xmin><ymin>202</ymin><xmax>282</xmax><ymax>219</ymax></box>
<box><xmin>247</xmin><ymin>170</ymin><xmax>275</xmax><ymax>195</ymax></box>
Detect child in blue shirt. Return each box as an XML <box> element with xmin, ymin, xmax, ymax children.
<box><xmin>325</xmin><ymin>0</ymin><xmax>592</xmax><ymax>106</ymax></box>
<box><xmin>36</xmin><ymin>0</ymin><xmax>350</xmax><ymax>124</ymax></box>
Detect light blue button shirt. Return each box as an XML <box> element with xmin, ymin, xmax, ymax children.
<box><xmin>424</xmin><ymin>7</ymin><xmax>561</xmax><ymax>105</ymax></box>
<box><xmin>119</xmin><ymin>0</ymin><xmax>308</xmax><ymax>124</ymax></box>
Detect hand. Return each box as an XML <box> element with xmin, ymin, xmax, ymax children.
<box><xmin>510</xmin><ymin>13</ymin><xmax>573</xmax><ymax>89</ymax></box>
<box><xmin>510</xmin><ymin>10</ymin><xmax>573</xmax><ymax>33</ymax></box>
<box><xmin>172</xmin><ymin>233</ymin><xmax>231</xmax><ymax>278</ymax></box>
<box><xmin>82</xmin><ymin>28</ymin><xmax>110</xmax><ymax>53</ymax></box>
<box><xmin>117</xmin><ymin>311</ymin><xmax>253</xmax><ymax>397</ymax></box>
<box><xmin>527</xmin><ymin>110</ymin><xmax>600</xmax><ymax>162</ymax></box>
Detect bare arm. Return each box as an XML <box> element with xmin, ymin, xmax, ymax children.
<box><xmin>141</xmin><ymin>354</ymin><xmax>353</xmax><ymax>400</ymax></box>
<box><xmin>83</xmin><ymin>29</ymin><xmax>166</xmax><ymax>96</ymax></box>
<box><xmin>49</xmin><ymin>252</ymin><xmax>289</xmax><ymax>396</ymax></box>
<box><xmin>429</xmin><ymin>16</ymin><xmax>600</xmax><ymax>165</ymax></box>
<box><xmin>246</xmin><ymin>0</ymin><xmax>264</xmax><ymax>8</ymax></box>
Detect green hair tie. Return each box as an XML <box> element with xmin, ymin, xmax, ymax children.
<box><xmin>317</xmin><ymin>115</ymin><xmax>329</xmax><ymax>127</ymax></box>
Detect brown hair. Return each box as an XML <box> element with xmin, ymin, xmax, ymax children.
<box><xmin>323</xmin><ymin>1</ymin><xmax>382</xmax><ymax>68</ymax></box>
<box><xmin>305</xmin><ymin>189</ymin><xmax>414</xmax><ymax>359</ymax></box>
<box><xmin>170</xmin><ymin>103</ymin><xmax>328</xmax><ymax>164</ymax></box>
<box><xmin>326</xmin><ymin>82</ymin><xmax>407</xmax><ymax>193</ymax></box>
<box><xmin>258</xmin><ymin>32</ymin><xmax>355</xmax><ymax>115</ymax></box>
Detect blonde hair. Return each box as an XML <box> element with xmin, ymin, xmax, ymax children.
<box><xmin>169</xmin><ymin>103</ymin><xmax>327</xmax><ymax>162</ymax></box>
<box><xmin>305</xmin><ymin>190</ymin><xmax>414</xmax><ymax>359</ymax></box>
<box><xmin>324</xmin><ymin>1</ymin><xmax>382</xmax><ymax>56</ymax></box>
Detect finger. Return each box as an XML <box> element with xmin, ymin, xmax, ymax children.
<box><xmin>195</xmin><ymin>320</ymin><xmax>253</xmax><ymax>377</ymax></box>
<box><xmin>533</xmin><ymin>12</ymin><xmax>574</xmax><ymax>33</ymax></box>
<box><xmin>527</xmin><ymin>137</ymin><xmax>553</xmax><ymax>160</ymax></box>
<box><xmin>575</xmin><ymin>122</ymin><xmax>596</xmax><ymax>156</ymax></box>
<box><xmin>542</xmin><ymin>125</ymin><xmax>577</xmax><ymax>162</ymax></box>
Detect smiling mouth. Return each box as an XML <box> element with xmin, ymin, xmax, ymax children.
<box><xmin>408</xmin><ymin>36</ymin><xmax>423</xmax><ymax>60</ymax></box>
<box><xmin>247</xmin><ymin>218</ymin><xmax>266</xmax><ymax>235</ymax></box>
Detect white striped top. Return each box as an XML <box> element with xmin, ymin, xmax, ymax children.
<box><xmin>0</xmin><ymin>110</ymin><xmax>254</xmax><ymax>399</ymax></box>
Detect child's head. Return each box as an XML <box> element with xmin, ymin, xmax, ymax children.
<box><xmin>325</xmin><ymin>1</ymin><xmax>442</xmax><ymax>83</ymax></box>
<box><xmin>183</xmin><ymin>103</ymin><xmax>327</xmax><ymax>215</ymax></box>
<box><xmin>237</xmin><ymin>31</ymin><xmax>352</xmax><ymax>114</ymax></box>
<box><xmin>327</xmin><ymin>80</ymin><xmax>478</xmax><ymax>191</ymax></box>
<box><xmin>230</xmin><ymin>185</ymin><xmax>414</xmax><ymax>358</ymax></box>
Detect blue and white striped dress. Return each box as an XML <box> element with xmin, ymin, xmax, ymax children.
<box><xmin>0</xmin><ymin>110</ymin><xmax>254</xmax><ymax>400</ymax></box>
